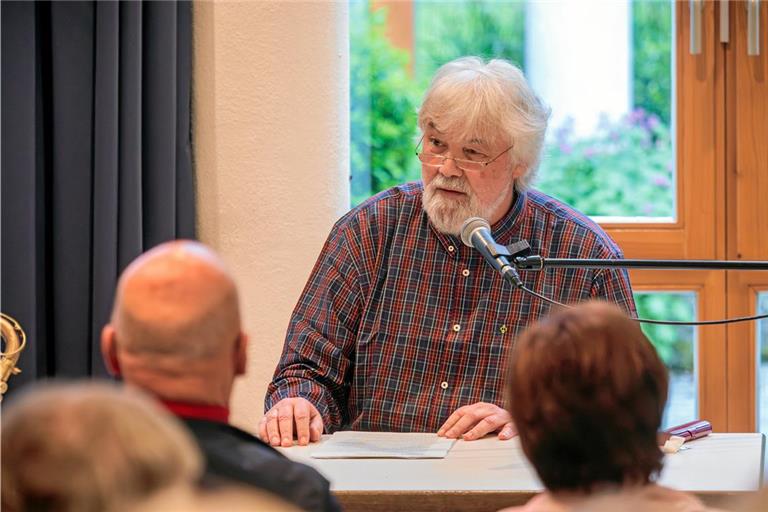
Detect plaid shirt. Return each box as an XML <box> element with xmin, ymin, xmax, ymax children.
<box><xmin>266</xmin><ymin>182</ymin><xmax>635</xmax><ymax>433</ymax></box>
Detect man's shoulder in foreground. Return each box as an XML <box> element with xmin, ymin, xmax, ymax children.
<box><xmin>182</xmin><ymin>418</ymin><xmax>340</xmax><ymax>512</ymax></box>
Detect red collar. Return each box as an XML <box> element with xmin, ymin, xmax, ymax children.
<box><xmin>161</xmin><ymin>400</ymin><xmax>230</xmax><ymax>424</ymax></box>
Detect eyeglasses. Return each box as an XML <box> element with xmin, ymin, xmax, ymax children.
<box><xmin>415</xmin><ymin>135</ymin><xmax>513</xmax><ymax>173</ymax></box>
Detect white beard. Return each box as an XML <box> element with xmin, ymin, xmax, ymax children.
<box><xmin>422</xmin><ymin>175</ymin><xmax>509</xmax><ymax>236</ymax></box>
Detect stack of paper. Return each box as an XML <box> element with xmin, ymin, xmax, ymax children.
<box><xmin>311</xmin><ymin>431</ymin><xmax>456</xmax><ymax>459</ymax></box>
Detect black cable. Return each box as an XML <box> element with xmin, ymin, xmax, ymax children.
<box><xmin>519</xmin><ymin>285</ymin><xmax>768</xmax><ymax>326</ymax></box>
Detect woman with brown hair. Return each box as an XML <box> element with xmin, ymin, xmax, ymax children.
<box><xmin>501</xmin><ymin>301</ymin><xmax>714</xmax><ymax>512</ymax></box>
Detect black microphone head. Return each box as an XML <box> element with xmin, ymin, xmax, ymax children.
<box><xmin>460</xmin><ymin>217</ymin><xmax>491</xmax><ymax>248</ymax></box>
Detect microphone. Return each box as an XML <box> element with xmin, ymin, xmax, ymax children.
<box><xmin>460</xmin><ymin>217</ymin><xmax>524</xmax><ymax>288</ymax></box>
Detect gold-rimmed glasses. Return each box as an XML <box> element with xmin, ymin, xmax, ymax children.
<box><xmin>415</xmin><ymin>135</ymin><xmax>513</xmax><ymax>172</ymax></box>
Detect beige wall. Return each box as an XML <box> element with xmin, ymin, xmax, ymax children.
<box><xmin>193</xmin><ymin>1</ymin><xmax>349</xmax><ymax>433</ymax></box>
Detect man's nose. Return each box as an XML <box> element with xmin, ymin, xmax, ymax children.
<box><xmin>438</xmin><ymin>156</ymin><xmax>463</xmax><ymax>178</ymax></box>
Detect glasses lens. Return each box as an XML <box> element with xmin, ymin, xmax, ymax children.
<box><xmin>417</xmin><ymin>152</ymin><xmax>486</xmax><ymax>172</ymax></box>
<box><xmin>455</xmin><ymin>160</ymin><xmax>484</xmax><ymax>172</ymax></box>
<box><xmin>417</xmin><ymin>153</ymin><xmax>444</xmax><ymax>166</ymax></box>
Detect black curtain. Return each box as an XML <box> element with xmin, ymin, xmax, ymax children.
<box><xmin>1</xmin><ymin>1</ymin><xmax>195</xmax><ymax>392</ymax></box>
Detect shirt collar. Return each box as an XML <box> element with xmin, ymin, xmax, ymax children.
<box><xmin>427</xmin><ymin>189</ymin><xmax>529</xmax><ymax>255</ymax></box>
<box><xmin>490</xmin><ymin>189</ymin><xmax>528</xmax><ymax>244</ymax></box>
<box><xmin>160</xmin><ymin>399</ymin><xmax>230</xmax><ymax>424</ymax></box>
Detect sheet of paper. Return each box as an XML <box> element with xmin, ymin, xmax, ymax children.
<box><xmin>310</xmin><ymin>431</ymin><xmax>456</xmax><ymax>459</ymax></box>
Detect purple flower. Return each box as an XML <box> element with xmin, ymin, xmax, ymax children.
<box><xmin>642</xmin><ymin>203</ymin><xmax>655</xmax><ymax>215</ymax></box>
<box><xmin>627</xmin><ymin>108</ymin><xmax>647</xmax><ymax>126</ymax></box>
<box><xmin>583</xmin><ymin>146</ymin><xmax>598</xmax><ymax>159</ymax></box>
<box><xmin>646</xmin><ymin>114</ymin><xmax>660</xmax><ymax>130</ymax></box>
<box><xmin>652</xmin><ymin>175</ymin><xmax>671</xmax><ymax>188</ymax></box>
<box><xmin>558</xmin><ymin>142</ymin><xmax>573</xmax><ymax>155</ymax></box>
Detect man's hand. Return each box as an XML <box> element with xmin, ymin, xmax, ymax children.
<box><xmin>437</xmin><ymin>402</ymin><xmax>517</xmax><ymax>441</ymax></box>
<box><xmin>259</xmin><ymin>397</ymin><xmax>324</xmax><ymax>447</ymax></box>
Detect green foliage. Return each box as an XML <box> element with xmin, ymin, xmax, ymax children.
<box><xmin>760</xmin><ymin>293</ymin><xmax>768</xmax><ymax>362</ymax></box>
<box><xmin>414</xmin><ymin>1</ymin><xmax>526</xmax><ymax>85</ymax></box>
<box><xmin>350</xmin><ymin>3</ymin><xmax>421</xmax><ymax>206</ymax></box>
<box><xmin>632</xmin><ymin>0</ymin><xmax>672</xmax><ymax>124</ymax></box>
<box><xmin>635</xmin><ymin>292</ymin><xmax>696</xmax><ymax>372</ymax></box>
<box><xmin>536</xmin><ymin>109</ymin><xmax>674</xmax><ymax>217</ymax></box>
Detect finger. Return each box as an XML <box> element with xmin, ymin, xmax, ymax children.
<box><xmin>445</xmin><ymin>410</ymin><xmax>484</xmax><ymax>439</ymax></box>
<box><xmin>277</xmin><ymin>403</ymin><xmax>295</xmax><ymax>447</ymax></box>
<box><xmin>293</xmin><ymin>400</ymin><xmax>312</xmax><ymax>446</ymax></box>
<box><xmin>258</xmin><ymin>416</ymin><xmax>268</xmax><ymax>442</ymax></box>
<box><xmin>265</xmin><ymin>407</ymin><xmax>282</xmax><ymax>446</ymax></box>
<box><xmin>309</xmin><ymin>410</ymin><xmax>324</xmax><ymax>442</ymax></box>
<box><xmin>463</xmin><ymin>414</ymin><xmax>505</xmax><ymax>441</ymax></box>
<box><xmin>498</xmin><ymin>422</ymin><xmax>517</xmax><ymax>440</ymax></box>
<box><xmin>438</xmin><ymin>409</ymin><xmax>465</xmax><ymax>437</ymax></box>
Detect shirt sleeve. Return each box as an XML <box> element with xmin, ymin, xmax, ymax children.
<box><xmin>590</xmin><ymin>265</ymin><xmax>637</xmax><ymax>317</ymax></box>
<box><xmin>264</xmin><ymin>221</ymin><xmax>363</xmax><ymax>432</ymax></box>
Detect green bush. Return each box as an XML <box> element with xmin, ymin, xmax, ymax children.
<box><xmin>633</xmin><ymin>0</ymin><xmax>672</xmax><ymax>125</ymax></box>
<box><xmin>760</xmin><ymin>293</ymin><xmax>768</xmax><ymax>362</ymax></box>
<box><xmin>536</xmin><ymin>109</ymin><xmax>674</xmax><ymax>218</ymax></box>
<box><xmin>635</xmin><ymin>292</ymin><xmax>696</xmax><ymax>373</ymax></box>
<box><xmin>414</xmin><ymin>1</ymin><xmax>525</xmax><ymax>85</ymax></box>
<box><xmin>350</xmin><ymin>3</ymin><xmax>421</xmax><ymax>206</ymax></box>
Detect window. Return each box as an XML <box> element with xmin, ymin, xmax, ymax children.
<box><xmin>351</xmin><ymin>1</ymin><xmax>768</xmax><ymax>432</ymax></box>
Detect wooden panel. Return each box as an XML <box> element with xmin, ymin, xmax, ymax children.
<box><xmin>726</xmin><ymin>1</ymin><xmax>768</xmax><ymax>260</ymax></box>
<box><xmin>726</xmin><ymin>271</ymin><xmax>768</xmax><ymax>432</ymax></box>
<box><xmin>334</xmin><ymin>490</ymin><xmax>746</xmax><ymax>511</ymax></box>
<box><xmin>630</xmin><ymin>270</ymin><xmax>727</xmax><ymax>431</ymax></box>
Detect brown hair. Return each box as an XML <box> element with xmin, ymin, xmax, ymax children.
<box><xmin>1</xmin><ymin>380</ymin><xmax>202</xmax><ymax>512</ymax></box>
<box><xmin>506</xmin><ymin>301</ymin><xmax>668</xmax><ymax>492</ymax></box>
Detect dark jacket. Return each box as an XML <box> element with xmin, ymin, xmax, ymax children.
<box><xmin>182</xmin><ymin>417</ymin><xmax>341</xmax><ymax>512</ymax></box>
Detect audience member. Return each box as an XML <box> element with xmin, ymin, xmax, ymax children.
<box><xmin>1</xmin><ymin>381</ymin><xmax>201</xmax><ymax>512</ymax></box>
<box><xmin>501</xmin><ymin>301</ymin><xmax>717</xmax><ymax>512</ymax></box>
<box><xmin>100</xmin><ymin>240</ymin><xmax>339</xmax><ymax>512</ymax></box>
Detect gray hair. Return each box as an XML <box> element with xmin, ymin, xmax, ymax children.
<box><xmin>2</xmin><ymin>381</ymin><xmax>202</xmax><ymax>512</ymax></box>
<box><xmin>418</xmin><ymin>57</ymin><xmax>550</xmax><ymax>191</ymax></box>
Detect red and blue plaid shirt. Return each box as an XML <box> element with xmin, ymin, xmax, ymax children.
<box><xmin>266</xmin><ymin>182</ymin><xmax>636</xmax><ymax>433</ymax></box>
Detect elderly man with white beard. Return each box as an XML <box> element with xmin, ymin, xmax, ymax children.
<box><xmin>262</xmin><ymin>57</ymin><xmax>636</xmax><ymax>447</ymax></box>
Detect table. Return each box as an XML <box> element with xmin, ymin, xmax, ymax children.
<box><xmin>280</xmin><ymin>433</ymin><xmax>765</xmax><ymax>512</ymax></box>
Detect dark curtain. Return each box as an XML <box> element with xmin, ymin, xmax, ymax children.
<box><xmin>1</xmin><ymin>1</ymin><xmax>195</xmax><ymax>392</ymax></box>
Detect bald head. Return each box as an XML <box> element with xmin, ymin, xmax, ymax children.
<box><xmin>112</xmin><ymin>241</ymin><xmax>240</xmax><ymax>360</ymax></box>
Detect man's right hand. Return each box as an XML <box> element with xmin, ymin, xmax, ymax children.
<box><xmin>259</xmin><ymin>397</ymin><xmax>324</xmax><ymax>447</ymax></box>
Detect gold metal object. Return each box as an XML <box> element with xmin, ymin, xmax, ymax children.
<box><xmin>1</xmin><ymin>313</ymin><xmax>27</xmax><ymax>400</ymax></box>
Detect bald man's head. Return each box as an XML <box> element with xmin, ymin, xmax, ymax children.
<box><xmin>111</xmin><ymin>241</ymin><xmax>241</xmax><ymax>360</ymax></box>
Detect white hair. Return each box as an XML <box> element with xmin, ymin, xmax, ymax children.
<box><xmin>418</xmin><ymin>57</ymin><xmax>550</xmax><ymax>191</ymax></box>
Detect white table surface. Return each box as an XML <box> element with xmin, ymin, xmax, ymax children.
<box><xmin>279</xmin><ymin>433</ymin><xmax>765</xmax><ymax>493</ymax></box>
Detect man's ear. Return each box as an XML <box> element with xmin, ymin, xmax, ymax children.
<box><xmin>234</xmin><ymin>332</ymin><xmax>248</xmax><ymax>376</ymax></box>
<box><xmin>101</xmin><ymin>325</ymin><xmax>122</xmax><ymax>377</ymax></box>
<box><xmin>512</xmin><ymin>163</ymin><xmax>527</xmax><ymax>180</ymax></box>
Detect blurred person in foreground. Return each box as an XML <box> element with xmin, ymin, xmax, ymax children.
<box><xmin>131</xmin><ymin>484</ymin><xmax>302</xmax><ymax>512</ymax></box>
<box><xmin>264</xmin><ymin>56</ymin><xmax>635</xmax><ymax>446</ymax></box>
<box><xmin>101</xmin><ymin>240</ymin><xmax>339</xmax><ymax>512</ymax></box>
<box><xmin>1</xmin><ymin>381</ymin><xmax>201</xmax><ymax>512</ymax></box>
<box><xmin>501</xmin><ymin>301</ymin><xmax>717</xmax><ymax>512</ymax></box>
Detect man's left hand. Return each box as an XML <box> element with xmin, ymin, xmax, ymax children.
<box><xmin>437</xmin><ymin>402</ymin><xmax>517</xmax><ymax>441</ymax></box>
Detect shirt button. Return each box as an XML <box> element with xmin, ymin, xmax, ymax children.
<box><xmin>440</xmin><ymin>381</ymin><xmax>449</xmax><ymax>390</ymax></box>
<box><xmin>462</xmin><ymin>269</ymin><xmax>470</xmax><ymax>277</ymax></box>
<box><xmin>452</xmin><ymin>324</ymin><xmax>461</xmax><ymax>332</ymax></box>
<box><xmin>447</xmin><ymin>245</ymin><xmax>455</xmax><ymax>252</ymax></box>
